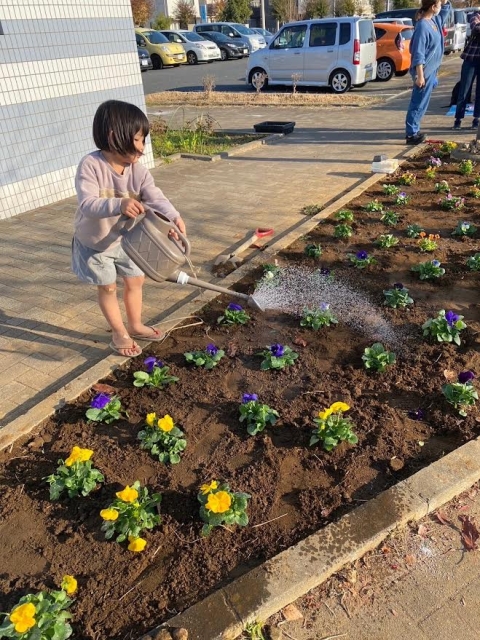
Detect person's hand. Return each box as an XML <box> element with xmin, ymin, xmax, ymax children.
<box><xmin>169</xmin><ymin>216</ymin><xmax>186</xmax><ymax>240</ymax></box>
<box><xmin>121</xmin><ymin>198</ymin><xmax>144</xmax><ymax>219</ymax></box>
<box><xmin>415</xmin><ymin>75</ymin><xmax>426</xmax><ymax>89</ymax></box>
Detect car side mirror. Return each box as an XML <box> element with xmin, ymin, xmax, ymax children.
<box><xmin>139</xmin><ymin>40</ymin><xmax>146</xmax><ymax>46</ymax></box>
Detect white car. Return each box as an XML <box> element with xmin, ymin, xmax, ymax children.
<box><xmin>160</xmin><ymin>30</ymin><xmax>221</xmax><ymax>65</ymax></box>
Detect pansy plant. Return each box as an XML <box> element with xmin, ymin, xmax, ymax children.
<box><xmin>304</xmin><ymin>243</ymin><xmax>322</xmax><ymax>258</ymax></box>
<box><xmin>85</xmin><ymin>393</ymin><xmax>126</xmax><ymax>424</ymax></box>
<box><xmin>363</xmin><ymin>199</ymin><xmax>383</xmax><ymax>213</ymax></box>
<box><xmin>425</xmin><ymin>166</ymin><xmax>437</xmax><ymax>180</ymax></box>
<box><xmin>300</xmin><ymin>303</ymin><xmax>338</xmax><ymax>329</ymax></box>
<box><xmin>417</xmin><ymin>232</ymin><xmax>440</xmax><ymax>252</ymax></box>
<box><xmin>184</xmin><ymin>343</ymin><xmax>225</xmax><ymax>369</ymax></box>
<box><xmin>310</xmin><ymin>402</ymin><xmax>358</xmax><ymax>451</ymax></box>
<box><xmin>382</xmin><ymin>184</ymin><xmax>400</xmax><ymax>196</ymax></box>
<box><xmin>422</xmin><ymin>310</ymin><xmax>467</xmax><ymax>346</ymax></box>
<box><xmin>406</xmin><ymin>223</ymin><xmax>424</xmax><ymax>238</ymax></box>
<box><xmin>395</xmin><ymin>191</ymin><xmax>410</xmax><ymax>206</ymax></box>
<box><xmin>459</xmin><ymin>159</ymin><xmax>475</xmax><ymax>175</ymax></box>
<box><xmin>334</xmin><ymin>223</ymin><xmax>354</xmax><ymax>239</ymax></box>
<box><xmin>427</xmin><ymin>156</ymin><xmax>442</xmax><ymax>168</ymax></box>
<box><xmin>198</xmin><ymin>481</ymin><xmax>251</xmax><ymax>536</ymax></box>
<box><xmin>100</xmin><ymin>480</ymin><xmax>161</xmax><ymax>552</ymax></box>
<box><xmin>411</xmin><ymin>259</ymin><xmax>445</xmax><ymax>280</ymax></box>
<box><xmin>439</xmin><ymin>141</ymin><xmax>457</xmax><ymax>155</ymax></box>
<box><xmin>452</xmin><ymin>221</ymin><xmax>477</xmax><ymax>237</ymax></box>
<box><xmin>380</xmin><ymin>210</ymin><xmax>400</xmax><ymax>226</ymax></box>
<box><xmin>239</xmin><ymin>393</ymin><xmax>279</xmax><ymax>436</ymax></box>
<box><xmin>217</xmin><ymin>302</ymin><xmax>250</xmax><ymax>325</ymax></box>
<box><xmin>259</xmin><ymin>343</ymin><xmax>298</xmax><ymax>370</ymax></box>
<box><xmin>133</xmin><ymin>357</ymin><xmax>179</xmax><ymax>389</ymax></box>
<box><xmin>362</xmin><ymin>343</ymin><xmax>396</xmax><ymax>373</ymax></box>
<box><xmin>383</xmin><ymin>283</ymin><xmax>414</xmax><ymax>309</ymax></box>
<box><xmin>434</xmin><ymin>180</ymin><xmax>450</xmax><ymax>193</ymax></box>
<box><xmin>45</xmin><ymin>446</ymin><xmax>104</xmax><ymax>501</ymax></box>
<box><xmin>0</xmin><ymin>578</ymin><xmax>77</xmax><ymax>639</ymax></box>
<box><xmin>334</xmin><ymin>209</ymin><xmax>354</xmax><ymax>222</ymax></box>
<box><xmin>398</xmin><ymin>171</ymin><xmax>416</xmax><ymax>185</ymax></box>
<box><xmin>348</xmin><ymin>250</ymin><xmax>376</xmax><ymax>269</ymax></box>
<box><xmin>467</xmin><ymin>253</ymin><xmax>480</xmax><ymax>271</ymax></box>
<box><xmin>469</xmin><ymin>186</ymin><xmax>480</xmax><ymax>198</ymax></box>
<box><xmin>138</xmin><ymin>413</ymin><xmax>187</xmax><ymax>464</ymax></box>
<box><xmin>439</xmin><ymin>193</ymin><xmax>465</xmax><ymax>210</ymax></box>
<box><xmin>442</xmin><ymin>371</ymin><xmax>478</xmax><ymax>417</ymax></box>
<box><xmin>376</xmin><ymin>234</ymin><xmax>399</xmax><ymax>249</ymax></box>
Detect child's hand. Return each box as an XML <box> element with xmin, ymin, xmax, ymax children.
<box><xmin>121</xmin><ymin>198</ymin><xmax>144</xmax><ymax>219</ymax></box>
<box><xmin>169</xmin><ymin>216</ymin><xmax>186</xmax><ymax>240</ymax></box>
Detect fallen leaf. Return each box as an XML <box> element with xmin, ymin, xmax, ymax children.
<box><xmin>92</xmin><ymin>383</ymin><xmax>116</xmax><ymax>394</ymax></box>
<box><xmin>405</xmin><ymin>554</ymin><xmax>416</xmax><ymax>566</ymax></box>
<box><xmin>458</xmin><ymin>504</ymin><xmax>470</xmax><ymax>513</ymax></box>
<box><xmin>293</xmin><ymin>337</ymin><xmax>307</xmax><ymax>347</ymax></box>
<box><xmin>435</xmin><ymin>510</ymin><xmax>451</xmax><ymax>526</ymax></box>
<box><xmin>381</xmin><ymin>546</ymin><xmax>391</xmax><ymax>554</ymax></box>
<box><xmin>459</xmin><ymin>515</ymin><xmax>479</xmax><ymax>551</ymax></box>
<box><xmin>443</xmin><ymin>369</ymin><xmax>456</xmax><ymax>382</ymax></box>
<box><xmin>417</xmin><ymin>524</ymin><xmax>428</xmax><ymax>538</ymax></box>
<box><xmin>226</xmin><ymin>342</ymin><xmax>238</xmax><ymax>357</ymax></box>
<box><xmin>390</xmin><ymin>608</ymin><xmax>398</xmax><ymax>616</ymax></box>
<box><xmin>282</xmin><ymin>603</ymin><xmax>303</xmax><ymax>621</ymax></box>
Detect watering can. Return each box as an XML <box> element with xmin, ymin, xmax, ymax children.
<box><xmin>120</xmin><ymin>208</ymin><xmax>264</xmax><ymax>311</ymax></box>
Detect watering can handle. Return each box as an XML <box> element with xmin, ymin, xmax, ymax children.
<box><xmin>121</xmin><ymin>208</ymin><xmax>191</xmax><ymax>257</ymax></box>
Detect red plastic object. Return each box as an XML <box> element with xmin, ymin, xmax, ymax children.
<box><xmin>255</xmin><ymin>227</ymin><xmax>274</xmax><ymax>238</ymax></box>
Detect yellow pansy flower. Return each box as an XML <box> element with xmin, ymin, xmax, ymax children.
<box><xmin>318</xmin><ymin>407</ymin><xmax>333</xmax><ymax>421</ymax></box>
<box><xmin>10</xmin><ymin>602</ymin><xmax>36</xmax><ymax>634</ymax></box>
<box><xmin>65</xmin><ymin>446</ymin><xmax>94</xmax><ymax>467</ymax></box>
<box><xmin>200</xmin><ymin>480</ymin><xmax>218</xmax><ymax>495</ymax></box>
<box><xmin>116</xmin><ymin>485</ymin><xmax>139</xmax><ymax>503</ymax></box>
<box><xmin>100</xmin><ymin>508</ymin><xmax>119</xmax><ymax>521</ymax></box>
<box><xmin>128</xmin><ymin>536</ymin><xmax>147</xmax><ymax>552</ymax></box>
<box><xmin>205</xmin><ymin>490</ymin><xmax>232</xmax><ymax>514</ymax></box>
<box><xmin>146</xmin><ymin>412</ymin><xmax>157</xmax><ymax>427</ymax></box>
<box><xmin>61</xmin><ymin>575</ymin><xmax>77</xmax><ymax>595</ymax></box>
<box><xmin>330</xmin><ymin>402</ymin><xmax>350</xmax><ymax>413</ymax></box>
<box><xmin>158</xmin><ymin>414</ymin><xmax>174</xmax><ymax>432</ymax></box>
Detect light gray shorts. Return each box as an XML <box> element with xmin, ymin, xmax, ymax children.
<box><xmin>71</xmin><ymin>237</ymin><xmax>144</xmax><ymax>285</ymax></box>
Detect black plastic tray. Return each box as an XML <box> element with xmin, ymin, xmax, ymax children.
<box><xmin>253</xmin><ymin>121</ymin><xmax>296</xmax><ymax>134</ymax></box>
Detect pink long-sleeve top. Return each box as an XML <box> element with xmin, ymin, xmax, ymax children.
<box><xmin>73</xmin><ymin>151</ymin><xmax>181</xmax><ymax>251</ymax></box>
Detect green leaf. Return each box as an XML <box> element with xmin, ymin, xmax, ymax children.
<box><xmin>85</xmin><ymin>408</ymin><xmax>101</xmax><ymax>421</ymax></box>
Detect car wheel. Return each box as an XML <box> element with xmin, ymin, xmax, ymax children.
<box><xmin>249</xmin><ymin>67</ymin><xmax>268</xmax><ymax>90</ymax></box>
<box><xmin>151</xmin><ymin>54</ymin><xmax>163</xmax><ymax>70</ymax></box>
<box><xmin>376</xmin><ymin>58</ymin><xmax>394</xmax><ymax>82</ymax></box>
<box><xmin>220</xmin><ymin>48</ymin><xmax>228</xmax><ymax>61</ymax></box>
<box><xmin>395</xmin><ymin>69</ymin><xmax>409</xmax><ymax>77</ymax></box>
<box><xmin>329</xmin><ymin>69</ymin><xmax>351</xmax><ymax>94</ymax></box>
<box><xmin>187</xmin><ymin>51</ymin><xmax>198</xmax><ymax>65</ymax></box>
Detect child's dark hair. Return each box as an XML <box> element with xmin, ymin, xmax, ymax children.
<box><xmin>93</xmin><ymin>100</ymin><xmax>150</xmax><ymax>155</ymax></box>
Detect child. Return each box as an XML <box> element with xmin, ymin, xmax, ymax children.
<box><xmin>72</xmin><ymin>99</ymin><xmax>186</xmax><ymax>357</ymax></box>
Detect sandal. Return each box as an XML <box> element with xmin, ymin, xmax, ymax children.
<box><xmin>109</xmin><ymin>340</ymin><xmax>142</xmax><ymax>357</ymax></box>
<box><xmin>129</xmin><ymin>327</ymin><xmax>166</xmax><ymax>342</ymax></box>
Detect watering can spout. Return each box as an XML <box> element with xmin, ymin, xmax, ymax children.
<box><xmin>168</xmin><ymin>271</ymin><xmax>265</xmax><ymax>312</ymax></box>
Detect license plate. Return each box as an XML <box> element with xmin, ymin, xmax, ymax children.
<box><xmin>175</xmin><ymin>54</ymin><xmax>184</xmax><ymax>59</ymax></box>
<box><xmin>141</xmin><ymin>60</ymin><xmax>148</xmax><ymax>66</ymax></box>
<box><xmin>365</xmin><ymin>69</ymin><xmax>372</xmax><ymax>81</ymax></box>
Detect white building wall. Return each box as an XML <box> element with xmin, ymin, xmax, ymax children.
<box><xmin>0</xmin><ymin>0</ymin><xmax>153</xmax><ymax>220</ymax></box>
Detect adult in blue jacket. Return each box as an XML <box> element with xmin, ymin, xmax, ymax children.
<box><xmin>405</xmin><ymin>0</ymin><xmax>451</xmax><ymax>145</ymax></box>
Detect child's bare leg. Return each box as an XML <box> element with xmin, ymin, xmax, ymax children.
<box><xmin>97</xmin><ymin>284</ymin><xmax>139</xmax><ymax>356</ymax></box>
<box><xmin>123</xmin><ymin>275</ymin><xmax>149</xmax><ymax>334</ymax></box>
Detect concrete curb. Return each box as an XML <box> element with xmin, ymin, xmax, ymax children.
<box><xmin>0</xmin><ymin>142</ymin><xmax>425</xmax><ymax>453</ymax></box>
<box><xmin>142</xmin><ymin>437</ymin><xmax>480</xmax><ymax>640</ymax></box>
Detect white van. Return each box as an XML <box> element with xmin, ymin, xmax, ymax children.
<box><xmin>246</xmin><ymin>18</ymin><xmax>376</xmax><ymax>94</ymax></box>
<box><xmin>194</xmin><ymin>22</ymin><xmax>266</xmax><ymax>53</ymax></box>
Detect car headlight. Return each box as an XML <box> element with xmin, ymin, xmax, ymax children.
<box><xmin>160</xmin><ymin>46</ymin><xmax>170</xmax><ymax>53</ymax></box>
<box><xmin>197</xmin><ymin>43</ymin><xmax>208</xmax><ymax>49</ymax></box>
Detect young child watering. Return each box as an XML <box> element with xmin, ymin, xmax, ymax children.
<box><xmin>72</xmin><ymin>100</ymin><xmax>186</xmax><ymax>357</ymax></box>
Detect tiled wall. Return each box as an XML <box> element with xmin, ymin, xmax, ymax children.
<box><xmin>0</xmin><ymin>0</ymin><xmax>153</xmax><ymax>220</ymax></box>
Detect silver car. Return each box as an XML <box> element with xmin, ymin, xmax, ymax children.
<box><xmin>160</xmin><ymin>30</ymin><xmax>221</xmax><ymax>65</ymax></box>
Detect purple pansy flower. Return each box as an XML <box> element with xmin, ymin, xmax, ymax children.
<box><xmin>320</xmin><ymin>302</ymin><xmax>330</xmax><ymax>311</ymax></box>
<box><xmin>408</xmin><ymin>408</ymin><xmax>425</xmax><ymax>421</ymax></box>
<box><xmin>393</xmin><ymin>283</ymin><xmax>404</xmax><ymax>290</ymax></box>
<box><xmin>91</xmin><ymin>393</ymin><xmax>111</xmax><ymax>409</ymax></box>
<box><xmin>270</xmin><ymin>343</ymin><xmax>284</xmax><ymax>357</ymax></box>
<box><xmin>144</xmin><ymin>356</ymin><xmax>162</xmax><ymax>373</ymax></box>
<box><xmin>356</xmin><ymin>250</ymin><xmax>368</xmax><ymax>260</ymax></box>
<box><xmin>206</xmin><ymin>343</ymin><xmax>219</xmax><ymax>356</ymax></box>
<box><xmin>458</xmin><ymin>371</ymin><xmax>475</xmax><ymax>384</ymax></box>
<box><xmin>320</xmin><ymin>267</ymin><xmax>331</xmax><ymax>276</ymax></box>
<box><xmin>242</xmin><ymin>393</ymin><xmax>258</xmax><ymax>403</ymax></box>
<box><xmin>431</xmin><ymin>260</ymin><xmax>440</xmax><ymax>267</ymax></box>
<box><xmin>445</xmin><ymin>310</ymin><xmax>459</xmax><ymax>326</ymax></box>
<box><xmin>227</xmin><ymin>302</ymin><xmax>243</xmax><ymax>312</ymax></box>
<box><xmin>399</xmin><ymin>191</ymin><xmax>407</xmax><ymax>197</ymax></box>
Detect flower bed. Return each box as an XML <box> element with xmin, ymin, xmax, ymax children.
<box><xmin>2</xmin><ymin>144</ymin><xmax>480</xmax><ymax>640</ymax></box>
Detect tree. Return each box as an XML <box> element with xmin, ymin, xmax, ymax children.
<box><xmin>303</xmin><ymin>0</ymin><xmax>330</xmax><ymax>18</ymax></box>
<box><xmin>335</xmin><ymin>0</ymin><xmax>358</xmax><ymax>15</ymax></box>
<box><xmin>208</xmin><ymin>0</ymin><xmax>227</xmax><ymax>20</ymax></box>
<box><xmin>174</xmin><ymin>0</ymin><xmax>196</xmax><ymax>28</ymax></box>
<box><xmin>152</xmin><ymin>13</ymin><xmax>172</xmax><ymax>29</ymax></box>
<box><xmin>130</xmin><ymin>0</ymin><xmax>154</xmax><ymax>26</ymax></box>
<box><xmin>393</xmin><ymin>0</ymin><xmax>417</xmax><ymax>8</ymax></box>
<box><xmin>371</xmin><ymin>0</ymin><xmax>385</xmax><ymax>14</ymax></box>
<box><xmin>270</xmin><ymin>0</ymin><xmax>299</xmax><ymax>23</ymax></box>
<box><xmin>221</xmin><ymin>0</ymin><xmax>252</xmax><ymax>22</ymax></box>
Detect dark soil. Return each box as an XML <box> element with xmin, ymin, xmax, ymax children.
<box><xmin>2</xmin><ymin>146</ymin><xmax>480</xmax><ymax>640</ymax></box>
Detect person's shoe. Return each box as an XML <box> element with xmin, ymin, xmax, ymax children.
<box><xmin>405</xmin><ymin>132</ymin><xmax>426</xmax><ymax>145</ymax></box>
<box><xmin>472</xmin><ymin>119</ymin><xmax>479</xmax><ymax>130</ymax></box>
<box><xmin>452</xmin><ymin>120</ymin><xmax>462</xmax><ymax>130</ymax></box>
